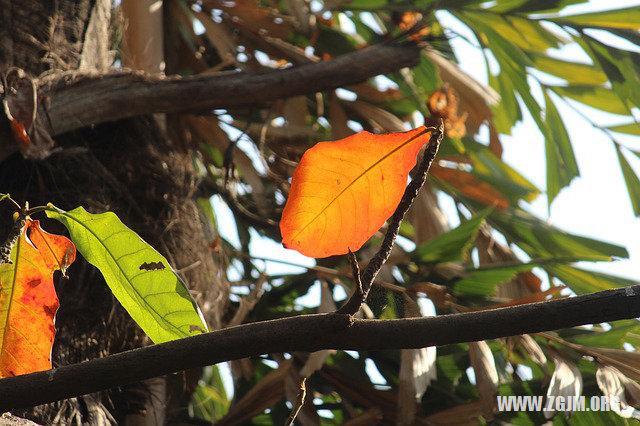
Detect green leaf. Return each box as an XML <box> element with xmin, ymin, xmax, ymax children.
<box><xmin>461</xmin><ymin>11</ymin><xmax>560</xmax><ymax>52</ymax></box>
<box><xmin>527</xmin><ymin>52</ymin><xmax>607</xmax><ymax>85</ymax></box>
<box><xmin>414</xmin><ymin>207</ymin><xmax>493</xmax><ymax>263</ymax></box>
<box><xmin>544</xmin><ymin>90</ymin><xmax>579</xmax><ymax>205</ymax></box>
<box><xmin>413</xmin><ymin>50</ymin><xmax>440</xmax><ymax>98</ymax></box>
<box><xmin>390</xmin><ymin>50</ymin><xmax>441</xmax><ymax>117</ymax></box>
<box><xmin>459</xmin><ymin>10</ymin><xmax>548</xmax><ymax>134</ymax></box>
<box><xmin>547</xmin><ymin>264</ymin><xmax>640</xmax><ymax>295</ymax></box>
<box><xmin>453</xmin><ymin>256</ymin><xmax>607</xmax><ymax>297</ymax></box>
<box><xmin>459</xmin><ymin>11</ymin><xmax>532</xmax><ymax>70</ymax></box>
<box><xmin>562</xmin><ymin>319</ymin><xmax>640</xmax><ymax>349</ymax></box>
<box><xmin>190</xmin><ymin>365</ymin><xmax>230</xmax><ymax>422</ymax></box>
<box><xmin>615</xmin><ymin>144</ymin><xmax>640</xmax><ymax>216</ymax></box>
<box><xmin>454</xmin><ymin>264</ymin><xmax>532</xmax><ymax>297</ymax></box>
<box><xmin>549</xmin><ymin>84</ymin><xmax>630</xmax><ymax>115</ymax></box>
<box><xmin>191</xmin><ymin>385</ymin><xmax>229</xmax><ymax>422</ymax></box>
<box><xmin>550</xmin><ymin>6</ymin><xmax>640</xmax><ymax>31</ymax></box>
<box><xmin>489</xmin><ymin>0</ymin><xmax>588</xmax><ymax>14</ymax></box>
<box><xmin>579</xmin><ymin>35</ymin><xmax>640</xmax><ymax>109</ymax></box>
<box><xmin>488</xmin><ymin>208</ymin><xmax>628</xmax><ymax>260</ymax></box>
<box><xmin>489</xmin><ymin>70</ymin><xmax>522</xmax><ymax>134</ymax></box>
<box><xmin>46</xmin><ymin>206</ymin><xmax>208</xmax><ymax>344</ymax></box>
<box><xmin>466</xmin><ymin>140</ymin><xmax>540</xmax><ymax>202</ymax></box>
<box><xmin>607</xmin><ymin>122</ymin><xmax>640</xmax><ymax>136</ymax></box>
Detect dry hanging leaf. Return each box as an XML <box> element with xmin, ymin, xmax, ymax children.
<box><xmin>427</xmin><ymin>86</ymin><xmax>468</xmax><ymax>139</ymax></box>
<box><xmin>588</xmin><ymin>346</ymin><xmax>640</xmax><ymax>382</ymax></box>
<box><xmin>596</xmin><ymin>365</ymin><xmax>640</xmax><ymax>419</ymax></box>
<box><xmin>408</xmin><ymin>282</ymin><xmax>452</xmax><ymax>309</ymax></box>
<box><xmin>193</xmin><ymin>10</ymin><xmax>237</xmax><ymax>70</ymax></box>
<box><xmin>328</xmin><ymin>93</ymin><xmax>354</xmax><ymax>140</ymax></box>
<box><xmin>424</xmin><ymin>50</ymin><xmax>499</xmax><ymax>136</ymax></box>
<box><xmin>186</xmin><ymin>115</ymin><xmax>268</xmax><ymax>214</ymax></box>
<box><xmin>347</xmin><ymin>82</ymin><xmax>402</xmax><ymax>104</ymax></box>
<box><xmin>431</xmin><ymin>165</ymin><xmax>510</xmax><ymax>210</ymax></box>
<box><xmin>0</xmin><ymin>219</ymin><xmax>76</xmax><ymax>377</ymax></box>
<box><xmin>398</xmin><ymin>294</ymin><xmax>437</xmax><ymax>425</ymax></box>
<box><xmin>545</xmin><ymin>356</ymin><xmax>583</xmax><ymax>419</ymax></box>
<box><xmin>280</xmin><ymin>127</ymin><xmax>433</xmax><ymax>257</ymax></box>
<box><xmin>469</xmin><ymin>340</ymin><xmax>499</xmax><ymax>420</ymax></box>
<box><xmin>519</xmin><ymin>334</ymin><xmax>548</xmax><ymax>368</ymax></box>
<box><xmin>299</xmin><ymin>280</ymin><xmax>336</xmax><ymax>377</ymax></box>
<box><xmin>406</xmin><ymin>188</ymin><xmax>448</xmax><ymax>245</ymax></box>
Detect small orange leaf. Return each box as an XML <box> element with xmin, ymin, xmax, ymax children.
<box><xmin>280</xmin><ymin>127</ymin><xmax>432</xmax><ymax>258</ymax></box>
<box><xmin>0</xmin><ymin>219</ymin><xmax>76</xmax><ymax>377</ymax></box>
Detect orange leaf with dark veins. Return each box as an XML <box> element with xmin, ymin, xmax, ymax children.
<box><xmin>0</xmin><ymin>219</ymin><xmax>76</xmax><ymax>377</ymax></box>
<box><xmin>280</xmin><ymin>127</ymin><xmax>432</xmax><ymax>258</ymax></box>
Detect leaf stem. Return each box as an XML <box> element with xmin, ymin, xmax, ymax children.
<box><xmin>0</xmin><ymin>194</ymin><xmax>22</xmax><ymax>211</ymax></box>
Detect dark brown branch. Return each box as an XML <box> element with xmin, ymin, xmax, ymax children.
<box><xmin>39</xmin><ymin>43</ymin><xmax>420</xmax><ymax>137</ymax></box>
<box><xmin>3</xmin><ymin>284</ymin><xmax>640</xmax><ymax>410</ymax></box>
<box><xmin>337</xmin><ymin>124</ymin><xmax>443</xmax><ymax>315</ymax></box>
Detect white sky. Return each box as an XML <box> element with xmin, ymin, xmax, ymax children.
<box><xmin>436</xmin><ymin>1</ymin><xmax>640</xmax><ymax>281</ymax></box>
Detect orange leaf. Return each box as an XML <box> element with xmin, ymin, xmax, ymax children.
<box><xmin>430</xmin><ymin>165</ymin><xmax>510</xmax><ymax>209</ymax></box>
<box><xmin>0</xmin><ymin>219</ymin><xmax>76</xmax><ymax>377</ymax></box>
<box><xmin>280</xmin><ymin>127</ymin><xmax>432</xmax><ymax>258</ymax></box>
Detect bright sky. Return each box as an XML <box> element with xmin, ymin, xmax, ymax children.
<box><xmin>436</xmin><ymin>1</ymin><xmax>640</xmax><ymax>281</ymax></box>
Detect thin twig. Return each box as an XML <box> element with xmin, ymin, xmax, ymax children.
<box><xmin>224</xmin><ymin>117</ymin><xmax>253</xmax><ymax>186</ymax></box>
<box><xmin>0</xmin><ymin>194</ymin><xmax>22</xmax><ymax>211</ymax></box>
<box><xmin>337</xmin><ymin>123</ymin><xmax>444</xmax><ymax>315</ymax></box>
<box><xmin>285</xmin><ymin>377</ymin><xmax>307</xmax><ymax>426</ymax></box>
<box><xmin>203</xmin><ymin>178</ymin><xmax>278</xmax><ymax>229</ymax></box>
<box><xmin>347</xmin><ymin>249</ymin><xmax>362</xmax><ymax>297</ymax></box>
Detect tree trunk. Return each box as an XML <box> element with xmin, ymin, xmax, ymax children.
<box><xmin>0</xmin><ymin>1</ymin><xmax>227</xmax><ymax>423</ymax></box>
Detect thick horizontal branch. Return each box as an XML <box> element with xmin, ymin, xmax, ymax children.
<box><xmin>41</xmin><ymin>43</ymin><xmax>420</xmax><ymax>136</ymax></box>
<box><xmin>2</xmin><ymin>284</ymin><xmax>639</xmax><ymax>410</ymax></box>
